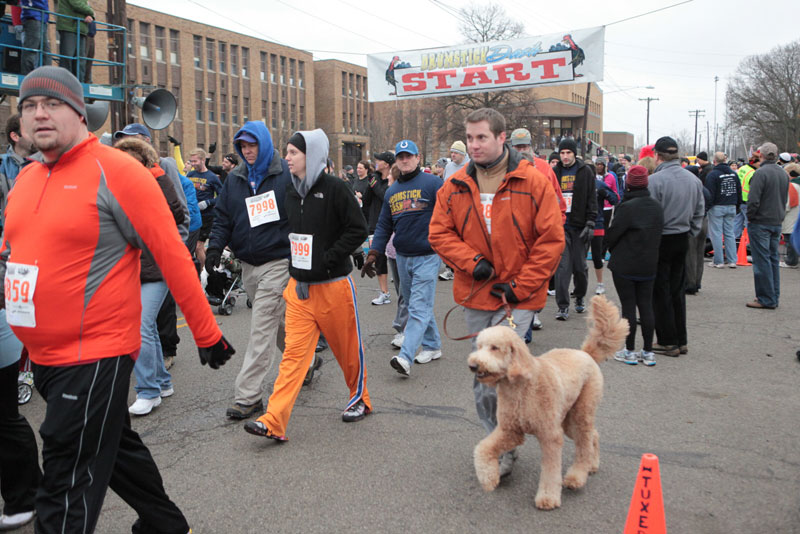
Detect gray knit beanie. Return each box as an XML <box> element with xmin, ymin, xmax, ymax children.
<box><xmin>18</xmin><ymin>66</ymin><xmax>87</xmax><ymax>121</ymax></box>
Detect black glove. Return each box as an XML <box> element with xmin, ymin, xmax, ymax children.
<box><xmin>473</xmin><ymin>258</ymin><xmax>494</xmax><ymax>281</ymax></box>
<box><xmin>352</xmin><ymin>251</ymin><xmax>365</xmax><ymax>270</ymax></box>
<box><xmin>490</xmin><ymin>282</ymin><xmax>520</xmax><ymax>304</ymax></box>
<box><xmin>579</xmin><ymin>222</ymin><xmax>595</xmax><ymax>241</ymax></box>
<box><xmin>360</xmin><ymin>250</ymin><xmax>379</xmax><ymax>278</ymax></box>
<box><xmin>198</xmin><ymin>335</ymin><xmax>235</xmax><ymax>369</ymax></box>
<box><xmin>208</xmin><ymin>142</ymin><xmax>217</xmax><ymax>154</ymax></box>
<box><xmin>167</xmin><ymin>135</ymin><xmax>180</xmax><ymax>146</ymax></box>
<box><xmin>205</xmin><ymin>248</ymin><xmax>221</xmax><ymax>273</ymax></box>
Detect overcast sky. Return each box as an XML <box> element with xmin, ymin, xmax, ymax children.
<box><xmin>132</xmin><ymin>0</ymin><xmax>799</xmax><ymax>152</ymax></box>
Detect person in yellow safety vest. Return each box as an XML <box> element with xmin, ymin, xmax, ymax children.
<box><xmin>735</xmin><ymin>153</ymin><xmax>761</xmax><ymax>238</ymax></box>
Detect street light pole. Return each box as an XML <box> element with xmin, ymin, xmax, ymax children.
<box><xmin>713</xmin><ymin>75</ymin><xmax>719</xmax><ymax>152</ymax></box>
<box><xmin>639</xmin><ymin>97</ymin><xmax>659</xmax><ymax>145</ymax></box>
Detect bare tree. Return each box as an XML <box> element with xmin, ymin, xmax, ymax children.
<box><xmin>726</xmin><ymin>40</ymin><xmax>800</xmax><ymax>152</ymax></box>
<box><xmin>458</xmin><ymin>3</ymin><xmax>524</xmax><ymax>44</ymax></box>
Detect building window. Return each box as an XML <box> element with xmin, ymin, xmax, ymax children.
<box><xmin>355</xmin><ymin>75</ymin><xmax>360</xmax><ymax>98</ymax></box>
<box><xmin>261</xmin><ymin>99</ymin><xmax>267</xmax><ymax>121</ymax></box>
<box><xmin>298</xmin><ymin>62</ymin><xmax>304</xmax><ymax>89</ymax></box>
<box><xmin>139</xmin><ymin>22</ymin><xmax>151</xmax><ymax>59</ymax></box>
<box><xmin>208</xmin><ymin>91</ymin><xmax>216</xmax><ymax>122</ymax></box>
<box><xmin>281</xmin><ymin>103</ymin><xmax>286</xmax><ymax>129</ymax></box>
<box><xmin>195</xmin><ymin>90</ymin><xmax>203</xmax><ymax>121</ymax></box>
<box><xmin>127</xmin><ymin>19</ymin><xmax>135</xmax><ymax>57</ymax></box>
<box><xmin>172</xmin><ymin>85</ymin><xmax>181</xmax><ymax>119</ymax></box>
<box><xmin>270</xmin><ymin>54</ymin><xmax>277</xmax><ymax>83</ymax></box>
<box><xmin>290</xmin><ymin>103</ymin><xmax>296</xmax><ymax>130</ymax></box>
<box><xmin>220</xmin><ymin>95</ymin><xmax>227</xmax><ymax>124</ymax></box>
<box><xmin>279</xmin><ymin>56</ymin><xmax>285</xmax><ymax>84</ymax></box>
<box><xmin>289</xmin><ymin>59</ymin><xmax>295</xmax><ymax>87</ymax></box>
<box><xmin>232</xmin><ymin>95</ymin><xmax>239</xmax><ymax>125</ymax></box>
<box><xmin>341</xmin><ymin>72</ymin><xmax>346</xmax><ymax>96</ymax></box>
<box><xmin>241</xmin><ymin>47</ymin><xmax>249</xmax><ymax>77</ymax></box>
<box><xmin>349</xmin><ymin>73</ymin><xmax>354</xmax><ymax>97</ymax></box>
<box><xmin>154</xmin><ymin>26</ymin><xmax>165</xmax><ymax>62</ymax></box>
<box><xmin>206</xmin><ymin>38</ymin><xmax>215</xmax><ymax>71</ymax></box>
<box><xmin>231</xmin><ymin>45</ymin><xmax>238</xmax><ymax>76</ymax></box>
<box><xmin>299</xmin><ymin>105</ymin><xmax>305</xmax><ymax>129</ymax></box>
<box><xmin>193</xmin><ymin>35</ymin><xmax>201</xmax><ymax>68</ymax></box>
<box><xmin>219</xmin><ymin>42</ymin><xmax>226</xmax><ymax>74</ymax></box>
<box><xmin>243</xmin><ymin>97</ymin><xmax>250</xmax><ymax>122</ymax></box>
<box><xmin>260</xmin><ymin>52</ymin><xmax>267</xmax><ymax>81</ymax></box>
<box><xmin>169</xmin><ymin>30</ymin><xmax>179</xmax><ymax>64</ymax></box>
<box><xmin>271</xmin><ymin>105</ymin><xmax>277</xmax><ymax>129</ymax></box>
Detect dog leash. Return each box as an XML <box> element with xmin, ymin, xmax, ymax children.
<box><xmin>442</xmin><ymin>278</ymin><xmax>516</xmax><ymax>341</ymax></box>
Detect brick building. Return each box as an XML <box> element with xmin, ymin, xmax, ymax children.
<box><xmin>313</xmin><ymin>59</ymin><xmax>370</xmax><ymax>170</ymax></box>
<box><xmin>602</xmin><ymin>131</ymin><xmax>635</xmax><ymax>157</ymax></box>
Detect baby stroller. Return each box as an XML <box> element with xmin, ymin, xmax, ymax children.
<box><xmin>207</xmin><ymin>249</ymin><xmax>251</xmax><ymax>316</ymax></box>
<box><xmin>18</xmin><ymin>347</ymin><xmax>33</xmax><ymax>405</ymax></box>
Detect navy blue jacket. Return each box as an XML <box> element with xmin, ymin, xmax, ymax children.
<box><xmin>705</xmin><ymin>163</ymin><xmax>742</xmax><ymax>209</ymax></box>
<box><xmin>371</xmin><ymin>169</ymin><xmax>442</xmax><ymax>257</ymax></box>
<box><xmin>208</xmin><ymin>122</ymin><xmax>291</xmax><ymax>265</ymax></box>
<box><xmin>188</xmin><ymin>169</ymin><xmax>223</xmax><ymax>210</ymax></box>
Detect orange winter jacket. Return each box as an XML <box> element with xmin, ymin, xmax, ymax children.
<box><xmin>0</xmin><ymin>134</ymin><xmax>221</xmax><ymax>366</ymax></box>
<box><xmin>429</xmin><ymin>149</ymin><xmax>565</xmax><ymax>311</ymax></box>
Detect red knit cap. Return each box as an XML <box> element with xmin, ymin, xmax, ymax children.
<box><xmin>626</xmin><ymin>165</ymin><xmax>649</xmax><ymax>189</ymax></box>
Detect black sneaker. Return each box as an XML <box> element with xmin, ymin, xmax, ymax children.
<box><xmin>303</xmin><ymin>355</ymin><xmax>322</xmax><ymax>386</ymax></box>
<box><xmin>342</xmin><ymin>400</ymin><xmax>368</xmax><ymax>422</ymax></box>
<box><xmin>226</xmin><ymin>401</ymin><xmax>263</xmax><ymax>420</ymax></box>
<box><xmin>243</xmin><ymin>421</ymin><xmax>288</xmax><ymax>442</ymax></box>
<box><xmin>575</xmin><ymin>298</ymin><xmax>586</xmax><ymax>313</ymax></box>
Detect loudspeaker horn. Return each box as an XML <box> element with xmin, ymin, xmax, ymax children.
<box><xmin>131</xmin><ymin>89</ymin><xmax>177</xmax><ymax>130</ymax></box>
<box><xmin>85</xmin><ymin>100</ymin><xmax>109</xmax><ymax>132</ymax></box>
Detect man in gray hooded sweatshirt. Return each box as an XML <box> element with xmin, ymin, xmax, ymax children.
<box><xmin>244</xmin><ymin>129</ymin><xmax>371</xmax><ymax>441</ymax></box>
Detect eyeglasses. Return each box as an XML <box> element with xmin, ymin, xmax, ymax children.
<box><xmin>20</xmin><ymin>99</ymin><xmax>67</xmax><ymax>115</ymax></box>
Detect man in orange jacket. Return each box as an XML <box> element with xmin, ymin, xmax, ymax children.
<box><xmin>2</xmin><ymin>66</ymin><xmax>234</xmax><ymax>534</ymax></box>
<box><xmin>429</xmin><ymin>108</ymin><xmax>564</xmax><ymax>477</ymax></box>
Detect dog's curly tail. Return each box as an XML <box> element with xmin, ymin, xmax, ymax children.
<box><xmin>580</xmin><ymin>295</ymin><xmax>629</xmax><ymax>363</ymax></box>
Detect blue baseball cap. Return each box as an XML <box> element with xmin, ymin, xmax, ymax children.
<box><xmin>395</xmin><ymin>139</ymin><xmax>419</xmax><ymax>156</ymax></box>
<box><xmin>113</xmin><ymin>123</ymin><xmax>150</xmax><ymax>140</ymax></box>
<box><xmin>233</xmin><ymin>130</ymin><xmax>258</xmax><ymax>145</ymax></box>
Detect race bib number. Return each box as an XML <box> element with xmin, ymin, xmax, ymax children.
<box><xmin>289</xmin><ymin>233</ymin><xmax>313</xmax><ymax>270</ymax></box>
<box><xmin>246</xmin><ymin>191</ymin><xmax>280</xmax><ymax>227</ymax></box>
<box><xmin>563</xmin><ymin>192</ymin><xmax>573</xmax><ymax>213</ymax></box>
<box><xmin>4</xmin><ymin>262</ymin><xmax>38</xmax><ymax>327</ymax></box>
<box><xmin>480</xmin><ymin>193</ymin><xmax>494</xmax><ymax>234</ymax></box>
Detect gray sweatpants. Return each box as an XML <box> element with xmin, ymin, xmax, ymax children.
<box><xmin>464</xmin><ymin>307</ymin><xmax>535</xmax><ymax>433</ymax></box>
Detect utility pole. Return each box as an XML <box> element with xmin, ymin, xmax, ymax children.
<box><xmin>639</xmin><ymin>97</ymin><xmax>659</xmax><ymax>145</ymax></box>
<box><xmin>581</xmin><ymin>82</ymin><xmax>591</xmax><ymax>160</ymax></box>
<box><xmin>689</xmin><ymin>109</ymin><xmax>706</xmax><ymax>155</ymax></box>
<box><xmin>713</xmin><ymin>75</ymin><xmax>719</xmax><ymax>152</ymax></box>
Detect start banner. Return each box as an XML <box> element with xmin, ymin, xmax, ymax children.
<box><xmin>367</xmin><ymin>26</ymin><xmax>604</xmax><ymax>102</ymax></box>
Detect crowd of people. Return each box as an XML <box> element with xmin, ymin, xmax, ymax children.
<box><xmin>0</xmin><ymin>65</ymin><xmax>797</xmax><ymax>532</ymax></box>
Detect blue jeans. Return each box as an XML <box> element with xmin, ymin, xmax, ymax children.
<box><xmin>748</xmin><ymin>223</ymin><xmax>781</xmax><ymax>308</ymax></box>
<box><xmin>734</xmin><ymin>209</ymin><xmax>748</xmax><ymax>239</ymax></box>
<box><xmin>708</xmin><ymin>205</ymin><xmax>737</xmax><ymax>265</ymax></box>
<box><xmin>396</xmin><ymin>253</ymin><xmax>440</xmax><ymax>365</ymax></box>
<box><xmin>134</xmin><ymin>281</ymin><xmax>172</xmax><ymax>398</ymax></box>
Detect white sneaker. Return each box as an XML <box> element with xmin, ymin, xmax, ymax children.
<box><xmin>415</xmin><ymin>349</ymin><xmax>442</xmax><ymax>364</ymax></box>
<box><xmin>391</xmin><ymin>333</ymin><xmax>404</xmax><ymax>349</ymax></box>
<box><xmin>531</xmin><ymin>312</ymin><xmax>543</xmax><ymax>330</ymax></box>
<box><xmin>595</xmin><ymin>283</ymin><xmax>605</xmax><ymax>295</ymax></box>
<box><xmin>779</xmin><ymin>261</ymin><xmax>798</xmax><ymax>268</ymax></box>
<box><xmin>547</xmin><ymin>289</ymin><xmax>556</xmax><ymax>296</ymax></box>
<box><xmin>129</xmin><ymin>396</ymin><xmax>162</xmax><ymax>416</ymax></box>
<box><xmin>0</xmin><ymin>510</ymin><xmax>35</xmax><ymax>530</ymax></box>
<box><xmin>390</xmin><ymin>355</ymin><xmax>410</xmax><ymax>376</ymax></box>
<box><xmin>438</xmin><ymin>269</ymin><xmax>454</xmax><ymax>281</ymax></box>
<box><xmin>160</xmin><ymin>387</ymin><xmax>174</xmax><ymax>398</ymax></box>
<box><xmin>371</xmin><ymin>292</ymin><xmax>391</xmax><ymax>305</ymax></box>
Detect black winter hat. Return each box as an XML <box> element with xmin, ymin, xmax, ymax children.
<box><xmin>558</xmin><ymin>137</ymin><xmax>578</xmax><ymax>155</ymax></box>
<box><xmin>288</xmin><ymin>132</ymin><xmax>306</xmax><ymax>153</ymax></box>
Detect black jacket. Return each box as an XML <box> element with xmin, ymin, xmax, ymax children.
<box><xmin>208</xmin><ymin>151</ymin><xmax>292</xmax><ymax>265</ymax></box>
<box><xmin>362</xmin><ymin>171</ymin><xmax>389</xmax><ymax>233</ymax></box>
<box><xmin>555</xmin><ymin>157</ymin><xmax>597</xmax><ymax>229</ymax></box>
<box><xmin>606</xmin><ymin>188</ymin><xmax>664</xmax><ymax>279</ymax></box>
<box><xmin>141</xmin><ymin>169</ymin><xmax>187</xmax><ymax>282</ymax></box>
<box><xmin>285</xmin><ymin>172</ymin><xmax>368</xmax><ymax>282</ymax></box>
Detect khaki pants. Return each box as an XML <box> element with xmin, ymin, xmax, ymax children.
<box><xmin>234</xmin><ymin>259</ymin><xmax>290</xmax><ymax>405</ymax></box>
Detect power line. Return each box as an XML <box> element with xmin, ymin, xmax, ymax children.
<box><xmin>604</xmin><ymin>0</ymin><xmax>694</xmax><ymax>27</ymax></box>
<box><xmin>335</xmin><ymin>0</ymin><xmax>449</xmax><ymax>47</ymax></box>
<box><xmin>606</xmin><ymin>40</ymin><xmax>748</xmax><ymax>58</ymax></box>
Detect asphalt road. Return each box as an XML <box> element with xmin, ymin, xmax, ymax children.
<box><xmin>9</xmin><ymin>261</ymin><xmax>800</xmax><ymax>533</ymax></box>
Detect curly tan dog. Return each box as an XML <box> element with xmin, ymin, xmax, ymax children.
<box><xmin>468</xmin><ymin>295</ymin><xmax>628</xmax><ymax>510</ymax></box>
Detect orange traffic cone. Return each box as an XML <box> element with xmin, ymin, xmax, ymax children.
<box><xmin>623</xmin><ymin>453</ymin><xmax>666</xmax><ymax>534</ymax></box>
<box><xmin>736</xmin><ymin>228</ymin><xmax>751</xmax><ymax>266</ymax></box>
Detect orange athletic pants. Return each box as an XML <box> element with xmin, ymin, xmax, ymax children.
<box><xmin>257</xmin><ymin>276</ymin><xmax>370</xmax><ymax>437</ymax></box>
